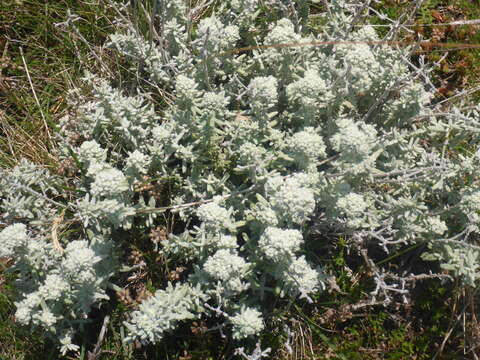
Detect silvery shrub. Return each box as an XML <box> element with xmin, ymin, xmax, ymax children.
<box><xmin>1</xmin><ymin>0</ymin><xmax>480</xmax><ymax>355</ymax></box>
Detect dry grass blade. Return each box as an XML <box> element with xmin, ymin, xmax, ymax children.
<box><xmin>218</xmin><ymin>40</ymin><xmax>480</xmax><ymax>58</ymax></box>
<box><xmin>0</xmin><ymin>110</ymin><xmax>55</xmax><ymax>167</ymax></box>
<box><xmin>18</xmin><ymin>46</ymin><xmax>53</xmax><ymax>149</ymax></box>
<box><xmin>51</xmin><ymin>209</ymin><xmax>65</xmax><ymax>255</ymax></box>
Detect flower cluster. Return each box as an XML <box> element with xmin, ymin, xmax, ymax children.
<box><xmin>0</xmin><ymin>225</ymin><xmax>113</xmax><ymax>354</ymax></box>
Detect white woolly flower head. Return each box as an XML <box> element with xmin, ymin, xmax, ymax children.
<box><xmin>248</xmin><ymin>76</ymin><xmax>278</xmax><ymax>110</ymax></box>
<box><xmin>0</xmin><ymin>223</ymin><xmax>29</xmax><ymax>258</ymax></box>
<box><xmin>354</xmin><ymin>25</ymin><xmax>379</xmax><ymax>41</ymax></box>
<box><xmin>175</xmin><ymin>75</ymin><xmax>200</xmax><ymax>99</ymax></box>
<box><xmin>335</xmin><ymin>192</ymin><xmax>369</xmax><ymax>228</ymax></box>
<box><xmin>282</xmin><ymin>256</ymin><xmax>322</xmax><ymax>301</ymax></box>
<box><xmin>89</xmin><ymin>165</ymin><xmax>129</xmax><ymax>198</ymax></box>
<box><xmin>229</xmin><ymin>306</ymin><xmax>264</xmax><ymax>340</ymax></box>
<box><xmin>197</xmin><ymin>201</ymin><xmax>235</xmax><ymax>231</ymax></box>
<box><xmin>39</xmin><ymin>273</ymin><xmax>71</xmax><ymax>301</ymax></box>
<box><xmin>203</xmin><ymin>249</ymin><xmax>249</xmax><ymax>281</ymax></box>
<box><xmin>265</xmin><ymin>18</ymin><xmax>300</xmax><ymax>45</ymax></box>
<box><xmin>200</xmin><ymin>91</ymin><xmax>230</xmax><ymax>118</ymax></box>
<box><xmin>62</xmin><ymin>241</ymin><xmax>101</xmax><ymax>281</ymax></box>
<box><xmin>249</xmin><ymin>202</ymin><xmax>279</xmax><ymax>228</ymax></box>
<box><xmin>258</xmin><ymin>227</ymin><xmax>303</xmax><ymax>262</ymax></box>
<box><xmin>424</xmin><ymin>216</ymin><xmax>448</xmax><ymax>235</ymax></box>
<box><xmin>125</xmin><ymin>150</ymin><xmax>150</xmax><ymax>176</ymax></box>
<box><xmin>265</xmin><ymin>175</ymin><xmax>316</xmax><ymax>225</ymax></box>
<box><xmin>330</xmin><ymin>118</ymin><xmax>379</xmax><ymax>174</ymax></box>
<box><xmin>331</xmin><ymin>118</ymin><xmax>377</xmax><ymax>155</ymax></box>
<box><xmin>77</xmin><ymin>140</ymin><xmax>106</xmax><ymax>164</ymax></box>
<box><xmin>33</xmin><ymin>308</ymin><xmax>58</xmax><ymax>328</ymax></box>
<box><xmin>85</xmin><ymin>161</ymin><xmax>111</xmax><ymax>177</ymax></box>
<box><xmin>236</xmin><ymin>142</ymin><xmax>267</xmax><ymax>168</ymax></box>
<box><xmin>336</xmin><ymin>192</ymin><xmax>367</xmax><ymax>214</ymax></box>
<box><xmin>216</xmin><ymin>234</ymin><xmax>238</xmax><ymax>249</ymax></box>
<box><xmin>263</xmin><ymin>18</ymin><xmax>307</xmax><ymax>63</ymax></box>
<box><xmin>151</xmin><ymin>122</ymin><xmax>176</xmax><ymax>143</ymax></box>
<box><xmin>14</xmin><ymin>292</ymin><xmax>41</xmax><ymax>324</ymax></box>
<box><xmin>196</xmin><ymin>16</ymin><xmax>240</xmax><ymax>51</ymax></box>
<box><xmin>59</xmin><ymin>330</ymin><xmax>80</xmax><ymax>355</ymax></box>
<box><xmin>286</xmin><ymin>69</ymin><xmax>328</xmax><ymax>107</ymax></box>
<box><xmin>289</xmin><ymin>171</ymin><xmax>320</xmax><ymax>189</ymax></box>
<box><xmin>333</xmin><ymin>43</ymin><xmax>379</xmax><ymax>92</ymax></box>
<box><xmin>285</xmin><ymin>127</ymin><xmax>326</xmax><ymax>168</ymax></box>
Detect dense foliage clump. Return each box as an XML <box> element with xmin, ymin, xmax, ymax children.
<box><xmin>1</xmin><ymin>0</ymin><xmax>480</xmax><ymax>356</ymax></box>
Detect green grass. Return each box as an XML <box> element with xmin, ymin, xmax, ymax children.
<box><xmin>0</xmin><ymin>0</ymin><xmax>118</xmax><ymax>168</ymax></box>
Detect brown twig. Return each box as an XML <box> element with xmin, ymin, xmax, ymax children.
<box><xmin>87</xmin><ymin>315</ymin><xmax>111</xmax><ymax>360</ymax></box>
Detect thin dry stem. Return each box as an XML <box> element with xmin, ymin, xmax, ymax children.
<box><xmin>19</xmin><ymin>47</ymin><xmax>53</xmax><ymax>149</ymax></box>
<box><xmin>51</xmin><ymin>209</ymin><xmax>66</xmax><ymax>255</ymax></box>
